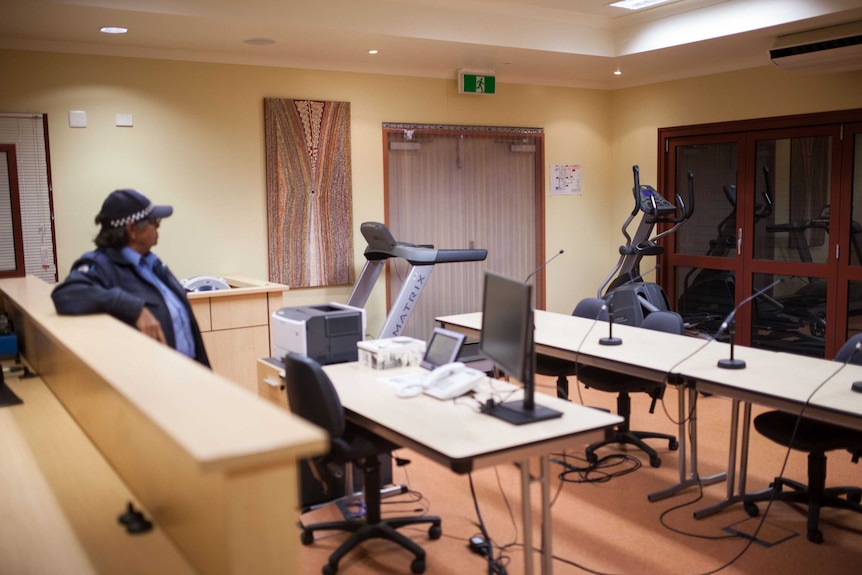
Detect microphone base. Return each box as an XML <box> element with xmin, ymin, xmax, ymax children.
<box><xmin>599</xmin><ymin>337</ymin><xmax>622</xmax><ymax>346</ymax></box>
<box><xmin>717</xmin><ymin>358</ymin><xmax>746</xmax><ymax>370</ymax></box>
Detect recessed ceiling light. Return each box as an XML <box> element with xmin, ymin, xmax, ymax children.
<box><xmin>610</xmin><ymin>0</ymin><xmax>672</xmax><ymax>10</ymax></box>
<box><xmin>244</xmin><ymin>38</ymin><xmax>276</xmax><ymax>46</ymax></box>
<box><xmin>614</xmin><ymin>67</ymin><xmax>622</xmax><ymax>76</ymax></box>
<box><xmin>368</xmin><ymin>49</ymin><xmax>379</xmax><ymax>55</ymax></box>
<box><xmin>100</xmin><ymin>26</ymin><xmax>128</xmax><ymax>34</ymax></box>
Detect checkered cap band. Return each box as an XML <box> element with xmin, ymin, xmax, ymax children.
<box><xmin>109</xmin><ymin>203</ymin><xmax>155</xmax><ymax>228</ymax></box>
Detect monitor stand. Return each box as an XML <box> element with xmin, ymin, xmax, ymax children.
<box><xmin>486</xmin><ymin>400</ymin><xmax>562</xmax><ymax>426</ymax></box>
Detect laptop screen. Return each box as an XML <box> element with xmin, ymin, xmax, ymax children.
<box><xmin>421</xmin><ymin>327</ymin><xmax>466</xmax><ymax>370</ymax></box>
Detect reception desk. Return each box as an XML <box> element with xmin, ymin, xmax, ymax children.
<box><xmin>187</xmin><ymin>276</ymin><xmax>289</xmax><ymax>393</ymax></box>
<box><xmin>0</xmin><ymin>276</ymin><xmax>327</xmax><ymax>575</ymax></box>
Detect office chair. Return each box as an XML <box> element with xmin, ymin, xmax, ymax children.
<box><xmin>580</xmin><ymin>308</ymin><xmax>683</xmax><ymax>468</ymax></box>
<box><xmin>742</xmin><ymin>333</ymin><xmax>862</xmax><ymax>543</ymax></box>
<box><xmin>535</xmin><ymin>297</ymin><xmax>608</xmax><ymax>399</ymax></box>
<box><xmin>282</xmin><ymin>352</ymin><xmax>442</xmax><ymax>574</ymax></box>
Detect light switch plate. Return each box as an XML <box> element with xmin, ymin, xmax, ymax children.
<box><xmin>116</xmin><ymin>113</ymin><xmax>133</xmax><ymax>127</ymax></box>
<box><xmin>69</xmin><ymin>110</ymin><xmax>87</xmax><ymax>128</ymax></box>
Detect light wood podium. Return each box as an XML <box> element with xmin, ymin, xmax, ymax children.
<box><xmin>187</xmin><ymin>276</ymin><xmax>289</xmax><ymax>394</ymax></box>
<box><xmin>0</xmin><ymin>276</ymin><xmax>327</xmax><ymax>575</ymax></box>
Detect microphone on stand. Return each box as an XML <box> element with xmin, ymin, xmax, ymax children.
<box><xmin>599</xmin><ymin>296</ymin><xmax>622</xmax><ymax>346</ymax></box>
<box><xmin>715</xmin><ymin>277</ymin><xmax>785</xmax><ymax>369</ymax></box>
<box><xmin>524</xmin><ymin>249</ymin><xmax>565</xmax><ymax>282</ymax></box>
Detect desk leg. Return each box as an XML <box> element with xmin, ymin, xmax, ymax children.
<box><xmin>649</xmin><ymin>384</ymin><xmax>725</xmax><ymax>502</ymax></box>
<box><xmin>694</xmin><ymin>400</ymin><xmax>751</xmax><ymax>519</ymax></box>
<box><xmin>520</xmin><ymin>456</ymin><xmax>554</xmax><ymax>575</ymax></box>
<box><xmin>520</xmin><ymin>459</ymin><xmax>534</xmax><ymax>575</ymax></box>
<box><xmin>540</xmin><ymin>455</ymin><xmax>553</xmax><ymax>575</ymax></box>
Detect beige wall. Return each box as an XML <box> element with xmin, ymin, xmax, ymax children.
<box><xmin>2</xmin><ymin>48</ymin><xmax>862</xmax><ymax>332</ymax></box>
<box><xmin>610</xmin><ymin>67</ymin><xmax>862</xmax><ymax>214</ymax></box>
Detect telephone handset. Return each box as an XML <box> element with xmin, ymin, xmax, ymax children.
<box><xmin>424</xmin><ymin>362</ymin><xmax>467</xmax><ymax>387</ymax></box>
<box><xmin>396</xmin><ymin>362</ymin><xmax>484</xmax><ymax>400</ymax></box>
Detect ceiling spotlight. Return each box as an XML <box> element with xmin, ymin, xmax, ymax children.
<box><xmin>610</xmin><ymin>0</ymin><xmax>672</xmax><ymax>9</ymax></box>
<box><xmin>614</xmin><ymin>68</ymin><xmax>622</xmax><ymax>76</ymax></box>
<box><xmin>100</xmin><ymin>26</ymin><xmax>128</xmax><ymax>34</ymax></box>
<box><xmin>368</xmin><ymin>49</ymin><xmax>379</xmax><ymax>55</ymax></box>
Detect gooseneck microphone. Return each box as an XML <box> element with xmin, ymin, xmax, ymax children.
<box><xmin>716</xmin><ymin>277</ymin><xmax>785</xmax><ymax>369</ymax></box>
<box><xmin>524</xmin><ymin>249</ymin><xmax>565</xmax><ymax>282</ymax></box>
<box><xmin>599</xmin><ymin>299</ymin><xmax>622</xmax><ymax>346</ymax></box>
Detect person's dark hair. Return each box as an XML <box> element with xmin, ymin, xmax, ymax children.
<box><xmin>93</xmin><ymin>215</ymin><xmax>148</xmax><ymax>248</ymax></box>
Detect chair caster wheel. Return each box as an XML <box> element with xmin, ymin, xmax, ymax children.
<box><xmin>649</xmin><ymin>455</ymin><xmax>662</xmax><ymax>468</ymax></box>
<box><xmin>411</xmin><ymin>557</ymin><xmax>426</xmax><ymax>574</ymax></box>
<box><xmin>807</xmin><ymin>530</ymin><xmax>824</xmax><ymax>544</ymax></box>
<box><xmin>301</xmin><ymin>530</ymin><xmax>314</xmax><ymax>545</ymax></box>
<box><xmin>669</xmin><ymin>439</ymin><xmax>679</xmax><ymax>451</ymax></box>
<box><xmin>428</xmin><ymin>524</ymin><xmax>442</xmax><ymax>539</ymax></box>
<box><xmin>323</xmin><ymin>563</ymin><xmax>337</xmax><ymax>575</ymax></box>
<box><xmin>744</xmin><ymin>502</ymin><xmax>759</xmax><ymax>517</ymax></box>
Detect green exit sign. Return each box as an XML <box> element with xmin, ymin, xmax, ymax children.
<box><xmin>458</xmin><ymin>70</ymin><xmax>496</xmax><ymax>95</ymax></box>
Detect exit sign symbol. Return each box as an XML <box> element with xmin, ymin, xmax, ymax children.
<box><xmin>458</xmin><ymin>71</ymin><xmax>496</xmax><ymax>95</ymax></box>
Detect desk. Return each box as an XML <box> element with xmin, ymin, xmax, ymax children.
<box><xmin>0</xmin><ymin>276</ymin><xmax>327</xmax><ymax>575</ymax></box>
<box><xmin>0</xmin><ymin>369</ymin><xmax>195</xmax><ymax>575</ymax></box>
<box><xmin>676</xmin><ymin>343</ymin><xmax>862</xmax><ymax>518</ymax></box>
<box><xmin>322</xmin><ymin>361</ymin><xmax>623</xmax><ymax>575</ymax></box>
<box><xmin>439</xmin><ymin>310</ymin><xmax>862</xmax><ymax>514</ymax></box>
<box><xmin>437</xmin><ymin>310</ymin><xmax>726</xmax><ymax>501</ymax></box>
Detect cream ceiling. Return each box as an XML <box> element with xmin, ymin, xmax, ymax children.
<box><xmin>1</xmin><ymin>0</ymin><xmax>862</xmax><ymax>89</ymax></box>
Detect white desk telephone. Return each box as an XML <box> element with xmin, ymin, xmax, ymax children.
<box><xmin>397</xmin><ymin>362</ymin><xmax>484</xmax><ymax>400</ymax></box>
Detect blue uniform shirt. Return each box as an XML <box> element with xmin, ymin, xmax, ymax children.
<box><xmin>122</xmin><ymin>247</ymin><xmax>195</xmax><ymax>359</ymax></box>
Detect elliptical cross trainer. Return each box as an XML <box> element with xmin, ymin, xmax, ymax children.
<box><xmin>598</xmin><ymin>165</ymin><xmax>694</xmax><ymax>326</ymax></box>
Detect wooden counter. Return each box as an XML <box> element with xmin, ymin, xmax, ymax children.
<box><xmin>0</xmin><ymin>276</ymin><xmax>327</xmax><ymax>575</ymax></box>
<box><xmin>187</xmin><ymin>276</ymin><xmax>289</xmax><ymax>393</ymax></box>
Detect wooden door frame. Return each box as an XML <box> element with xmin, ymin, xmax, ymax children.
<box><xmin>0</xmin><ymin>144</ymin><xmax>25</xmax><ymax>278</ymax></box>
<box><xmin>381</xmin><ymin>124</ymin><xmax>546</xmax><ymax>308</ymax></box>
<box><xmin>658</xmin><ymin>108</ymin><xmax>862</xmax><ymax>358</ymax></box>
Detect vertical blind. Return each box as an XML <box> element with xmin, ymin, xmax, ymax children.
<box><xmin>0</xmin><ymin>114</ymin><xmax>55</xmax><ymax>283</ymax></box>
<box><xmin>384</xmin><ymin>124</ymin><xmax>543</xmax><ymax>339</ymax></box>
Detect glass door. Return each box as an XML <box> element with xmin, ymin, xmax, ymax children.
<box><xmin>746</xmin><ymin>128</ymin><xmax>841</xmax><ymax>358</ymax></box>
<box><xmin>661</xmin><ymin>114</ymin><xmax>855</xmax><ymax>359</ymax></box>
<box><xmin>664</xmin><ymin>136</ymin><xmax>744</xmax><ymax>338</ymax></box>
<box><xmin>837</xmin><ymin>124</ymin><xmax>862</xmax><ymax>350</ymax></box>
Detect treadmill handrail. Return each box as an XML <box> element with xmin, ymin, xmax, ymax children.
<box><xmin>359</xmin><ymin>222</ymin><xmax>487</xmax><ymax>265</ymax></box>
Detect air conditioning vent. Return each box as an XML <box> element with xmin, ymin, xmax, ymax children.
<box><xmin>770</xmin><ymin>21</ymin><xmax>862</xmax><ymax>73</ymax></box>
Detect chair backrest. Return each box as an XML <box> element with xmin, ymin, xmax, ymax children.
<box><xmin>573</xmin><ymin>297</ymin><xmax>608</xmax><ymax>320</ymax></box>
<box><xmin>282</xmin><ymin>352</ymin><xmax>346</xmax><ymax>439</ymax></box>
<box><xmin>834</xmin><ymin>333</ymin><xmax>862</xmax><ymax>365</ymax></box>
<box><xmin>640</xmin><ymin>310</ymin><xmax>686</xmax><ymax>335</ymax></box>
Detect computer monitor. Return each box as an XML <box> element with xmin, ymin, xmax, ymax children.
<box><xmin>479</xmin><ymin>271</ymin><xmax>561</xmax><ymax>425</ymax></box>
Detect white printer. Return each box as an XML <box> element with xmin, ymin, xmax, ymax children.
<box><xmin>272</xmin><ymin>303</ymin><xmax>366</xmax><ymax>365</ymax></box>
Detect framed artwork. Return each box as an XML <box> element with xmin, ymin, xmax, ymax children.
<box><xmin>264</xmin><ymin>98</ymin><xmax>353</xmax><ymax>287</ymax></box>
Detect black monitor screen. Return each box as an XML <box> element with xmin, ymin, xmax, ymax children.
<box><xmin>478</xmin><ymin>271</ymin><xmax>562</xmax><ymax>425</ymax></box>
<box><xmin>479</xmin><ymin>271</ymin><xmax>532</xmax><ymax>384</ymax></box>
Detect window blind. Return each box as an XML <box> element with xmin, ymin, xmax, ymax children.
<box><xmin>0</xmin><ymin>114</ymin><xmax>55</xmax><ymax>283</ymax></box>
